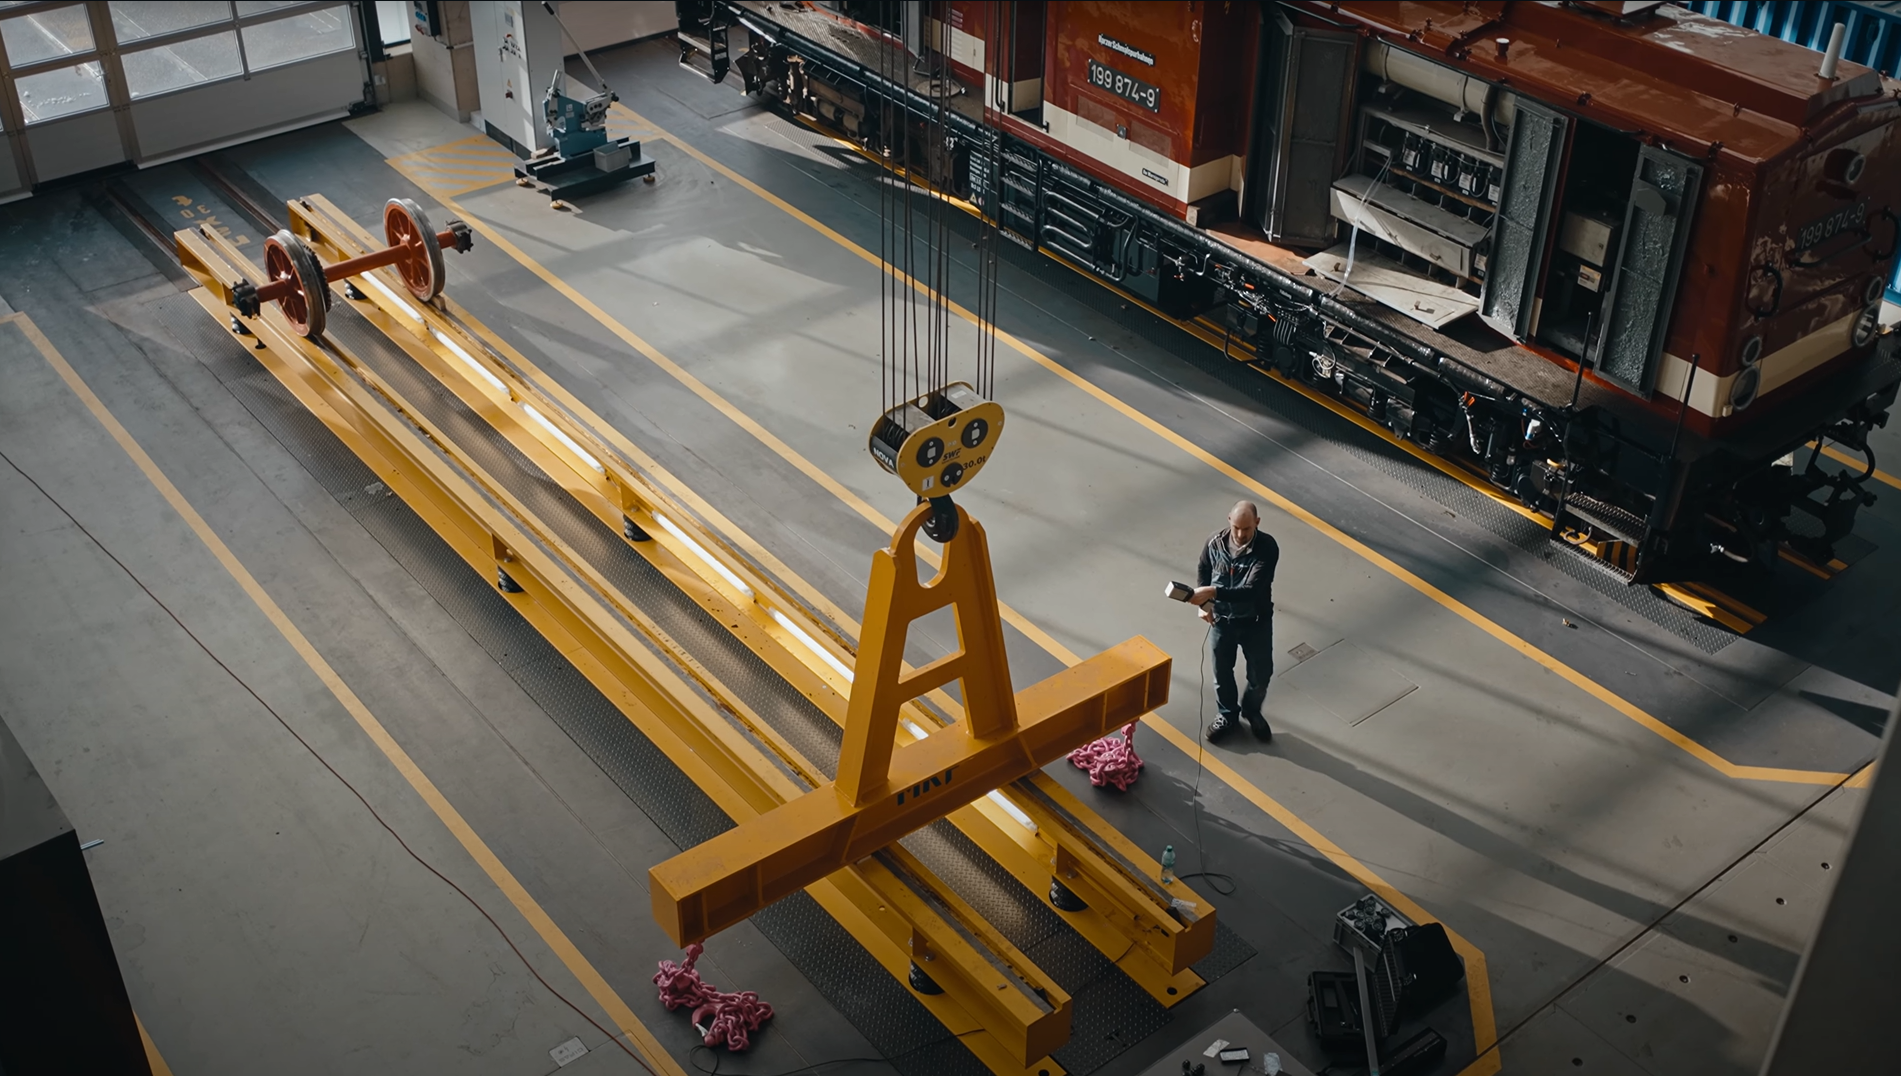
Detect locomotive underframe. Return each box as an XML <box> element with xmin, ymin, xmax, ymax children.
<box><xmin>694</xmin><ymin>1</ymin><xmax>1901</xmax><ymax>593</ymax></box>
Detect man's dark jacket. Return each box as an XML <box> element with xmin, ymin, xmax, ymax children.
<box><xmin>1196</xmin><ymin>529</ymin><xmax>1279</xmax><ymax>622</ymax></box>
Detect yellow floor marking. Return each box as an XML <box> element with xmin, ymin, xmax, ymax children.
<box><xmin>409</xmin><ymin>162</ymin><xmax>514</xmax><ymax>177</ymax></box>
<box><xmin>12</xmin><ymin>314</ymin><xmax>686</xmax><ymax>1076</ymax></box>
<box><xmin>137</xmin><ymin>1013</ymin><xmax>173</xmax><ymax>1076</ymax></box>
<box><xmin>390</xmin><ymin>140</ymin><xmax>1510</xmax><ymax>1075</ymax></box>
<box><xmin>1817</xmin><ymin>441</ymin><xmax>1901</xmax><ymax>491</ymax></box>
<box><xmin>389</xmin><ymin>134</ymin><xmax>515</xmax><ymax>160</ymax></box>
<box><xmin>599</xmin><ymin>105</ymin><xmax>1866</xmax><ymax>789</ymax></box>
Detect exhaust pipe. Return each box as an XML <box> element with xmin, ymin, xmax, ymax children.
<box><xmin>1819</xmin><ymin>21</ymin><xmax>1846</xmax><ymax>80</ymax></box>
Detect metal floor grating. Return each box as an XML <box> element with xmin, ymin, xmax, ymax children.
<box><xmin>136</xmin><ymin>290</ymin><xmax>1256</xmax><ymax>1073</ymax></box>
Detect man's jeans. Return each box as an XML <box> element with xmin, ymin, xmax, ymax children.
<box><xmin>1212</xmin><ymin>614</ymin><xmax>1273</xmax><ymax>720</ymax></box>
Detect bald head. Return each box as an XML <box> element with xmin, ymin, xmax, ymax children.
<box><xmin>1228</xmin><ymin>500</ymin><xmax>1259</xmax><ymax>545</ymax></box>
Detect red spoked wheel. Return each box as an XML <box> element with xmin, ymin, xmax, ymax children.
<box><xmin>384</xmin><ymin>197</ymin><xmax>447</xmax><ymax>302</ymax></box>
<box><xmin>263</xmin><ymin>230</ymin><xmax>329</xmax><ymax>339</ymax></box>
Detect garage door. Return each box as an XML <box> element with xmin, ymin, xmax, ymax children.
<box><xmin>0</xmin><ymin>1</ymin><xmax>367</xmax><ymax>197</ymax></box>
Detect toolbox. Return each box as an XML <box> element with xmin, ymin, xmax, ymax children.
<box><xmin>1384</xmin><ymin>1027</ymin><xmax>1449</xmax><ymax>1075</ymax></box>
<box><xmin>1306</xmin><ymin>970</ymin><xmax>1364</xmax><ymax>1046</ymax></box>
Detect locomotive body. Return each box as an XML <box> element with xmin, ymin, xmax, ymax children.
<box><xmin>680</xmin><ymin>0</ymin><xmax>1901</xmax><ymax>590</ymax></box>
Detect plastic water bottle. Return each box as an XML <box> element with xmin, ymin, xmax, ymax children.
<box><xmin>1160</xmin><ymin>844</ymin><xmax>1176</xmax><ymax>884</ymax></box>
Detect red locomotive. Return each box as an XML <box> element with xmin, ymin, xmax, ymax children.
<box><xmin>677</xmin><ymin>0</ymin><xmax>1901</xmax><ymax>589</ymax></box>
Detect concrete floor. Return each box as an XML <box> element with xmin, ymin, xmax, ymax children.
<box><xmin>0</xmin><ymin>35</ymin><xmax>1895</xmax><ymax>1076</ymax></box>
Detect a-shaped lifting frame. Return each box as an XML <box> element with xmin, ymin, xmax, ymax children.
<box><xmin>649</xmin><ymin>500</ymin><xmax>1172</xmax><ymax>945</ymax></box>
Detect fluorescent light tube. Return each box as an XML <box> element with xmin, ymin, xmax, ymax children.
<box><xmin>770</xmin><ymin>607</ymin><xmax>854</xmax><ymax>682</ymax></box>
<box><xmin>654</xmin><ymin>512</ymin><xmax>753</xmax><ymax>598</ymax></box>
<box><xmin>520</xmin><ymin>402</ymin><xmax>604</xmax><ymax>473</ymax></box>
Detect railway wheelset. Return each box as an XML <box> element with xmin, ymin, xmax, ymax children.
<box><xmin>233</xmin><ymin>197</ymin><xmax>473</xmax><ymax>338</ymax></box>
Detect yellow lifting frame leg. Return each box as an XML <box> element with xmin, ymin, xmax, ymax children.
<box><xmin>836</xmin><ymin>500</ymin><xmax>1018</xmax><ymax>806</ymax></box>
<box><xmin>650</xmin><ymin>500</ymin><xmax>1173</xmax><ymax>947</ymax></box>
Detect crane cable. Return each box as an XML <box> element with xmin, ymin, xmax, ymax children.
<box><xmin>874</xmin><ymin>0</ymin><xmax>1003</xmax><ymax>417</ymax></box>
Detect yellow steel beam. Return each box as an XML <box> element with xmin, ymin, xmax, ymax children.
<box><xmin>651</xmin><ymin>499</ymin><xmax>1172</xmax><ymax>947</ymax></box>
<box><xmin>284</xmin><ymin>194</ymin><xmax>1215</xmax><ymax>995</ymax></box>
<box><xmin>174</xmin><ymin>225</ymin><xmax>1068</xmax><ymax>1075</ymax></box>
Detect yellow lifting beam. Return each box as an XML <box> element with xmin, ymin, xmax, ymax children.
<box><xmin>284</xmin><ymin>193</ymin><xmax>1217</xmax><ymax>994</ymax></box>
<box><xmin>172</xmin><ymin>222</ymin><xmax>1072</xmax><ymax>1074</ymax></box>
<box><xmin>649</xmin><ymin>502</ymin><xmax>1172</xmax><ymax>946</ymax></box>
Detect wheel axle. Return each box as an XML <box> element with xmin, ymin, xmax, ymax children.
<box><xmin>233</xmin><ymin>198</ymin><xmax>473</xmax><ymax>338</ymax></box>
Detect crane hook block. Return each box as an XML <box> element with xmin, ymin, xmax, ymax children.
<box><xmin>867</xmin><ymin>382</ymin><xmax>1005</xmax><ymax>499</ymax></box>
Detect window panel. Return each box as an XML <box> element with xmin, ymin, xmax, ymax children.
<box><xmin>374</xmin><ymin>0</ymin><xmax>409</xmax><ymax>46</ymax></box>
<box><xmin>235</xmin><ymin>1</ymin><xmax>302</xmax><ymax>14</ymax></box>
<box><xmin>111</xmin><ymin>2</ymin><xmax>234</xmax><ymax>44</ymax></box>
<box><xmin>15</xmin><ymin>61</ymin><xmax>108</xmax><ymax>123</ymax></box>
<box><xmin>1</xmin><ymin>5</ymin><xmax>95</xmax><ymax>67</ymax></box>
<box><xmin>240</xmin><ymin>4</ymin><xmax>351</xmax><ymax>71</ymax></box>
<box><xmin>123</xmin><ymin>30</ymin><xmax>242</xmax><ymax>98</ymax></box>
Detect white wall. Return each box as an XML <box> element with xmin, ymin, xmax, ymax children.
<box><xmin>413</xmin><ymin>0</ymin><xmax>478</xmax><ymax>120</ymax></box>
<box><xmin>473</xmin><ymin>0</ymin><xmax>563</xmax><ymax>154</ymax></box>
<box><xmin>555</xmin><ymin>1</ymin><xmax>674</xmax><ymax>55</ymax></box>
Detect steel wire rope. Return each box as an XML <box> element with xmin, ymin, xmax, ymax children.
<box><xmin>879</xmin><ymin>17</ymin><xmax>889</xmax><ymax>421</ymax></box>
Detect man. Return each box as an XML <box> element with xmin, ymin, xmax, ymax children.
<box><xmin>1192</xmin><ymin>500</ymin><xmax>1280</xmax><ymax>742</ymax></box>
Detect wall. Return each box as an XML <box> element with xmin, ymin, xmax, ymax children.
<box><xmin>472</xmin><ymin>0</ymin><xmax>564</xmax><ymax>155</ymax></box>
<box><xmin>413</xmin><ymin>0</ymin><xmax>479</xmax><ymax>120</ymax></box>
<box><xmin>373</xmin><ymin>49</ymin><xmax>419</xmax><ymax>106</ymax></box>
<box><xmin>555</xmin><ymin>1</ymin><xmax>675</xmax><ymax>55</ymax></box>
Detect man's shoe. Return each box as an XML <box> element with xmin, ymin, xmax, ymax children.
<box><xmin>1205</xmin><ymin>714</ymin><xmax>1238</xmax><ymax>742</ymax></box>
<box><xmin>1245</xmin><ymin>713</ymin><xmax>1273</xmax><ymax>741</ymax></box>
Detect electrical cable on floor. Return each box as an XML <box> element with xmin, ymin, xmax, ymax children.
<box><xmin>0</xmin><ymin>448</ymin><xmax>656</xmax><ymax>1076</ymax></box>
<box><xmin>1179</xmin><ymin>622</ymin><xmax>1236</xmax><ymax>896</ymax></box>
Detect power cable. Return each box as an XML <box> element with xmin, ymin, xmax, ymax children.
<box><xmin>0</xmin><ymin>448</ymin><xmax>656</xmax><ymax>1075</ymax></box>
<box><xmin>1180</xmin><ymin>622</ymin><xmax>1236</xmax><ymax>896</ymax></box>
